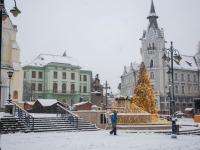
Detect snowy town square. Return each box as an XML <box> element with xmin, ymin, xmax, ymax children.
<box><xmin>1</xmin><ymin>0</ymin><xmax>200</xmax><ymax>150</ymax></box>
<box><xmin>1</xmin><ymin>130</ymin><xmax>200</xmax><ymax>150</ymax></box>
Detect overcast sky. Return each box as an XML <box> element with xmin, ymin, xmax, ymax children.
<box><xmin>6</xmin><ymin>0</ymin><xmax>200</xmax><ymax>93</ymax></box>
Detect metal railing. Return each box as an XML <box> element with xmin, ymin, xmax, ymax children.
<box><xmin>13</xmin><ymin>102</ymin><xmax>34</xmax><ymax>130</ymax></box>
<box><xmin>57</xmin><ymin>104</ymin><xmax>79</xmax><ymax>128</ymax></box>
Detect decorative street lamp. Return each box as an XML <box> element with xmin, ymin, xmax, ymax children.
<box><xmin>103</xmin><ymin>80</ymin><xmax>110</xmax><ymax>109</ymax></box>
<box><xmin>7</xmin><ymin>70</ymin><xmax>14</xmax><ymax>103</ymax></box>
<box><xmin>162</xmin><ymin>41</ymin><xmax>182</xmax><ymax>138</ymax></box>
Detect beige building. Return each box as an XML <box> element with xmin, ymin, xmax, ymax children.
<box><xmin>0</xmin><ymin>18</ymin><xmax>23</xmax><ymax>108</ymax></box>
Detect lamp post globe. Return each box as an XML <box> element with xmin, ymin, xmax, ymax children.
<box><xmin>7</xmin><ymin>70</ymin><xmax>14</xmax><ymax>78</ymax></box>
<box><xmin>10</xmin><ymin>6</ymin><xmax>21</xmax><ymax>17</ymax></box>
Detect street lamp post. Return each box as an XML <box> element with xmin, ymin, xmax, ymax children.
<box><xmin>162</xmin><ymin>41</ymin><xmax>182</xmax><ymax>138</ymax></box>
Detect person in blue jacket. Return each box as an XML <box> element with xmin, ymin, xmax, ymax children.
<box><xmin>110</xmin><ymin>110</ymin><xmax>117</xmax><ymax>135</ymax></box>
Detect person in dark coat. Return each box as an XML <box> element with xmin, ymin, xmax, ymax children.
<box><xmin>110</xmin><ymin>110</ymin><xmax>117</xmax><ymax>135</ymax></box>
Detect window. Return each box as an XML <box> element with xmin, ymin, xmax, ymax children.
<box><xmin>193</xmin><ymin>75</ymin><xmax>196</xmax><ymax>82</ymax></box>
<box><xmin>53</xmin><ymin>83</ymin><xmax>58</xmax><ymax>93</ymax></box>
<box><xmin>83</xmin><ymin>75</ymin><xmax>87</xmax><ymax>81</ymax></box>
<box><xmin>80</xmin><ymin>86</ymin><xmax>82</xmax><ymax>92</ymax></box>
<box><xmin>24</xmin><ymin>72</ymin><xmax>26</xmax><ymax>79</ymax></box>
<box><xmin>32</xmin><ymin>71</ymin><xmax>36</xmax><ymax>78</ymax></box>
<box><xmin>83</xmin><ymin>86</ymin><xmax>87</xmax><ymax>93</ymax></box>
<box><xmin>175</xmin><ymin>85</ymin><xmax>178</xmax><ymax>94</ymax></box>
<box><xmin>31</xmin><ymin>83</ymin><xmax>36</xmax><ymax>91</ymax></box>
<box><xmin>152</xmin><ymin>43</ymin><xmax>155</xmax><ymax>50</ymax></box>
<box><xmin>38</xmin><ymin>72</ymin><xmax>43</xmax><ymax>79</ymax></box>
<box><xmin>148</xmin><ymin>43</ymin><xmax>151</xmax><ymax>50</ymax></box>
<box><xmin>38</xmin><ymin>83</ymin><xmax>43</xmax><ymax>91</ymax></box>
<box><xmin>181</xmin><ymin>74</ymin><xmax>184</xmax><ymax>81</ymax></box>
<box><xmin>175</xmin><ymin>73</ymin><xmax>178</xmax><ymax>81</ymax></box>
<box><xmin>181</xmin><ymin>86</ymin><xmax>185</xmax><ymax>94</ymax></box>
<box><xmin>188</xmin><ymin>86</ymin><xmax>191</xmax><ymax>94</ymax></box>
<box><xmin>71</xmin><ymin>84</ymin><xmax>75</xmax><ymax>93</ymax></box>
<box><xmin>62</xmin><ymin>72</ymin><xmax>66</xmax><ymax>79</ymax></box>
<box><xmin>13</xmin><ymin>91</ymin><xmax>18</xmax><ymax>99</ymax></box>
<box><xmin>150</xmin><ymin>60</ymin><xmax>154</xmax><ymax>68</ymax></box>
<box><xmin>150</xmin><ymin>72</ymin><xmax>154</xmax><ymax>79</ymax></box>
<box><xmin>187</xmin><ymin>74</ymin><xmax>190</xmax><ymax>82</ymax></box>
<box><xmin>71</xmin><ymin>73</ymin><xmax>75</xmax><ymax>80</ymax></box>
<box><xmin>53</xmin><ymin>72</ymin><xmax>57</xmax><ymax>79</ymax></box>
<box><xmin>100</xmin><ymin>114</ymin><xmax>106</xmax><ymax>124</ymax></box>
<box><xmin>80</xmin><ymin>75</ymin><xmax>82</xmax><ymax>81</ymax></box>
<box><xmin>62</xmin><ymin>83</ymin><xmax>66</xmax><ymax>93</ymax></box>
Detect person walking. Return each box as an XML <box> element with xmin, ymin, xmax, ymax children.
<box><xmin>110</xmin><ymin>110</ymin><xmax>117</xmax><ymax>135</ymax></box>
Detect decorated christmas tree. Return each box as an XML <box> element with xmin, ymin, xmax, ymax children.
<box><xmin>132</xmin><ymin>62</ymin><xmax>157</xmax><ymax>114</ymax></box>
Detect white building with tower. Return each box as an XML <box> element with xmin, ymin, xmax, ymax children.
<box><xmin>120</xmin><ymin>0</ymin><xmax>200</xmax><ymax>113</ymax></box>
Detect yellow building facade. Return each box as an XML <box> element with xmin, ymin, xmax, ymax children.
<box><xmin>0</xmin><ymin>18</ymin><xmax>23</xmax><ymax>108</ymax></box>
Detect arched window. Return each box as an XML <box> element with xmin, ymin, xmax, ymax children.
<box><xmin>62</xmin><ymin>83</ymin><xmax>66</xmax><ymax>93</ymax></box>
<box><xmin>150</xmin><ymin>60</ymin><xmax>154</xmax><ymax>68</ymax></box>
<box><xmin>13</xmin><ymin>90</ymin><xmax>18</xmax><ymax>99</ymax></box>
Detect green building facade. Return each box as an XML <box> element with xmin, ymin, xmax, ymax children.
<box><xmin>23</xmin><ymin>54</ymin><xmax>92</xmax><ymax>105</ymax></box>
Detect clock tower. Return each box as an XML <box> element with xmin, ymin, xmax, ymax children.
<box><xmin>140</xmin><ymin>0</ymin><xmax>167</xmax><ymax>110</ymax></box>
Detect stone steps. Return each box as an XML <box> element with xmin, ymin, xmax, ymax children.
<box><xmin>0</xmin><ymin>115</ymin><xmax>98</xmax><ymax>134</ymax></box>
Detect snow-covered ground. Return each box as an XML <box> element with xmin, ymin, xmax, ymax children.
<box><xmin>1</xmin><ymin>130</ymin><xmax>200</xmax><ymax>150</ymax></box>
<box><xmin>1</xmin><ymin>112</ymin><xmax>200</xmax><ymax>150</ymax></box>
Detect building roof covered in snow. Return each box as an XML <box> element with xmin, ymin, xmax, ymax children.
<box><xmin>173</xmin><ymin>55</ymin><xmax>198</xmax><ymax>71</ymax></box>
<box><xmin>27</xmin><ymin>54</ymin><xmax>79</xmax><ymax>67</ymax></box>
<box><xmin>37</xmin><ymin>99</ymin><xmax>58</xmax><ymax>107</ymax></box>
<box><xmin>74</xmin><ymin>101</ymin><xmax>92</xmax><ymax>106</ymax></box>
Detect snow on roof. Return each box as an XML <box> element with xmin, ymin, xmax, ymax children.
<box><xmin>25</xmin><ymin>101</ymin><xmax>35</xmax><ymax>105</ymax></box>
<box><xmin>28</xmin><ymin>54</ymin><xmax>79</xmax><ymax>67</ymax></box>
<box><xmin>185</xmin><ymin>108</ymin><xmax>194</xmax><ymax>111</ymax></box>
<box><xmin>74</xmin><ymin>101</ymin><xmax>91</xmax><ymax>106</ymax></box>
<box><xmin>37</xmin><ymin>99</ymin><xmax>58</xmax><ymax>107</ymax></box>
<box><xmin>173</xmin><ymin>55</ymin><xmax>198</xmax><ymax>71</ymax></box>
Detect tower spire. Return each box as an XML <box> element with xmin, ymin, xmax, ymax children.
<box><xmin>150</xmin><ymin>0</ymin><xmax>156</xmax><ymax>14</ymax></box>
<box><xmin>147</xmin><ymin>0</ymin><xmax>158</xmax><ymax>29</ymax></box>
